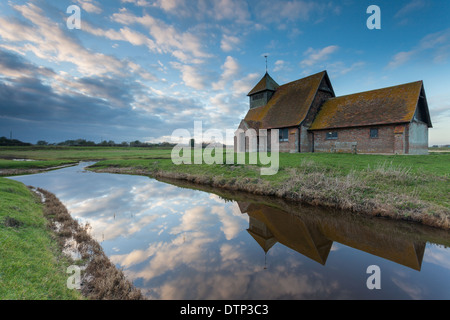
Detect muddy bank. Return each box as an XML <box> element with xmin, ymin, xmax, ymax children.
<box><xmin>32</xmin><ymin>187</ymin><xmax>145</xmax><ymax>300</ymax></box>
<box><xmin>90</xmin><ymin>166</ymin><xmax>450</xmax><ymax>231</ymax></box>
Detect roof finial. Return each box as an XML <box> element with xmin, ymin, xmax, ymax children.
<box><xmin>264</xmin><ymin>55</ymin><xmax>268</xmax><ymax>73</ymax></box>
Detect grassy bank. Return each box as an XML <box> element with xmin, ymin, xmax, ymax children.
<box><xmin>0</xmin><ymin>177</ymin><xmax>82</xmax><ymax>299</ymax></box>
<box><xmin>1</xmin><ymin>146</ymin><xmax>449</xmax><ymax>229</ymax></box>
<box><xmin>0</xmin><ymin>177</ymin><xmax>144</xmax><ymax>300</ymax></box>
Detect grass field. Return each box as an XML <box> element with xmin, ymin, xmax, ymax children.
<box><xmin>0</xmin><ymin>146</ymin><xmax>171</xmax><ymax>161</ymax></box>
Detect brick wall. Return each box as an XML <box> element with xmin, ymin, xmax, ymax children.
<box><xmin>312</xmin><ymin>125</ymin><xmax>399</xmax><ymax>154</ymax></box>
<box><xmin>278</xmin><ymin>127</ymin><xmax>299</xmax><ymax>153</ymax></box>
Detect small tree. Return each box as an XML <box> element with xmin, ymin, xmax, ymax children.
<box><xmin>36</xmin><ymin>140</ymin><xmax>48</xmax><ymax>146</ymax></box>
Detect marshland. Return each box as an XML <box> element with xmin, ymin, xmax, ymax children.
<box><xmin>1</xmin><ymin>146</ymin><xmax>449</xmax><ymax>299</ymax></box>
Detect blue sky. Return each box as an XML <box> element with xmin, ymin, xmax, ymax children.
<box><xmin>0</xmin><ymin>0</ymin><xmax>449</xmax><ymax>145</ymax></box>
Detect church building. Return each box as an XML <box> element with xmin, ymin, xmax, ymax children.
<box><xmin>235</xmin><ymin>70</ymin><xmax>432</xmax><ymax>155</ymax></box>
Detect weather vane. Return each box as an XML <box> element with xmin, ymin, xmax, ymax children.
<box><xmin>264</xmin><ymin>55</ymin><xmax>268</xmax><ymax>73</ymax></box>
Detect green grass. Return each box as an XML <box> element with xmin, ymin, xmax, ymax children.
<box><xmin>0</xmin><ymin>146</ymin><xmax>172</xmax><ymax>161</ymax></box>
<box><xmin>0</xmin><ymin>177</ymin><xmax>83</xmax><ymax>300</ymax></box>
<box><xmin>0</xmin><ymin>159</ymin><xmax>76</xmax><ymax>170</ymax></box>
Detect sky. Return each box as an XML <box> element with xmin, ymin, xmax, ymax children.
<box><xmin>0</xmin><ymin>0</ymin><xmax>449</xmax><ymax>145</ymax></box>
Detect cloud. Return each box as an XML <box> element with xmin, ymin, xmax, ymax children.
<box><xmin>298</xmin><ymin>45</ymin><xmax>364</xmax><ymax>77</ymax></box>
<box><xmin>171</xmin><ymin>62</ymin><xmax>207</xmax><ymax>90</ymax></box>
<box><xmin>231</xmin><ymin>72</ymin><xmax>260</xmax><ymax>97</ymax></box>
<box><xmin>387</xmin><ymin>28</ymin><xmax>450</xmax><ymax>68</ymax></box>
<box><xmin>273</xmin><ymin>60</ymin><xmax>290</xmax><ymax>73</ymax></box>
<box><xmin>221</xmin><ymin>34</ymin><xmax>241</xmax><ymax>52</ymax></box>
<box><xmin>123</xmin><ymin>0</ymin><xmax>188</xmax><ymax>13</ymax></box>
<box><xmin>330</xmin><ymin>61</ymin><xmax>365</xmax><ymax>76</ymax></box>
<box><xmin>0</xmin><ymin>3</ymin><xmax>126</xmax><ymax>77</ymax></box>
<box><xmin>120</xmin><ymin>0</ymin><xmax>152</xmax><ymax>7</ymax></box>
<box><xmin>395</xmin><ymin>0</ymin><xmax>425</xmax><ymax>18</ymax></box>
<box><xmin>0</xmin><ymin>49</ymin><xmax>55</xmax><ymax>79</ymax></box>
<box><xmin>256</xmin><ymin>0</ymin><xmax>338</xmax><ymax>24</ymax></box>
<box><xmin>387</xmin><ymin>51</ymin><xmax>415</xmax><ymax>69</ymax></box>
<box><xmin>73</xmin><ymin>0</ymin><xmax>103</xmax><ymax>14</ymax></box>
<box><xmin>300</xmin><ymin>45</ymin><xmax>339</xmax><ymax>67</ymax></box>
<box><xmin>83</xmin><ymin>22</ymin><xmax>159</xmax><ymax>53</ymax></box>
<box><xmin>111</xmin><ymin>9</ymin><xmax>211</xmax><ymax>62</ymax></box>
<box><xmin>0</xmin><ymin>46</ymin><xmax>174</xmax><ymax>143</ymax></box>
<box><xmin>153</xmin><ymin>0</ymin><xmax>186</xmax><ymax>12</ymax></box>
<box><xmin>257</xmin><ymin>0</ymin><xmax>316</xmax><ymax>22</ymax></box>
<box><xmin>211</xmin><ymin>0</ymin><xmax>250</xmax><ymax>23</ymax></box>
<box><xmin>212</xmin><ymin>56</ymin><xmax>240</xmax><ymax>90</ymax></box>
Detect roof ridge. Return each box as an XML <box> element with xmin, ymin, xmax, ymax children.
<box><xmin>309</xmin><ymin>80</ymin><xmax>426</xmax><ymax>131</ymax></box>
<box><xmin>330</xmin><ymin>80</ymin><xmax>423</xmax><ymax>100</ymax></box>
<box><xmin>278</xmin><ymin>70</ymin><xmax>326</xmax><ymax>88</ymax></box>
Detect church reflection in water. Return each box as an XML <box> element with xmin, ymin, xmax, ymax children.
<box><xmin>238</xmin><ymin>201</ymin><xmax>426</xmax><ymax>271</ymax></box>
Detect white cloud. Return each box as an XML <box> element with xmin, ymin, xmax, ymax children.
<box><xmin>120</xmin><ymin>0</ymin><xmax>152</xmax><ymax>7</ymax></box>
<box><xmin>387</xmin><ymin>28</ymin><xmax>450</xmax><ymax>68</ymax></box>
<box><xmin>212</xmin><ymin>56</ymin><xmax>240</xmax><ymax>90</ymax></box>
<box><xmin>0</xmin><ymin>3</ymin><xmax>125</xmax><ymax>77</ymax></box>
<box><xmin>127</xmin><ymin>61</ymin><xmax>158</xmax><ymax>81</ymax></box>
<box><xmin>221</xmin><ymin>34</ymin><xmax>241</xmax><ymax>52</ymax></box>
<box><xmin>328</xmin><ymin>61</ymin><xmax>365</xmax><ymax>76</ymax></box>
<box><xmin>171</xmin><ymin>62</ymin><xmax>207</xmax><ymax>90</ymax></box>
<box><xmin>74</xmin><ymin>0</ymin><xmax>103</xmax><ymax>14</ymax></box>
<box><xmin>258</xmin><ymin>0</ymin><xmax>318</xmax><ymax>23</ymax></box>
<box><xmin>300</xmin><ymin>45</ymin><xmax>339</xmax><ymax>67</ymax></box>
<box><xmin>395</xmin><ymin>0</ymin><xmax>425</xmax><ymax>18</ymax></box>
<box><xmin>111</xmin><ymin>10</ymin><xmax>211</xmax><ymax>62</ymax></box>
<box><xmin>387</xmin><ymin>51</ymin><xmax>415</xmax><ymax>69</ymax></box>
<box><xmin>212</xmin><ymin>0</ymin><xmax>250</xmax><ymax>23</ymax></box>
<box><xmin>154</xmin><ymin>0</ymin><xmax>185</xmax><ymax>11</ymax></box>
<box><xmin>273</xmin><ymin>60</ymin><xmax>290</xmax><ymax>72</ymax></box>
<box><xmin>231</xmin><ymin>72</ymin><xmax>259</xmax><ymax>96</ymax></box>
<box><xmin>83</xmin><ymin>22</ymin><xmax>159</xmax><ymax>53</ymax></box>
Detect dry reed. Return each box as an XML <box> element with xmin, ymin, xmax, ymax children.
<box><xmin>36</xmin><ymin>188</ymin><xmax>145</xmax><ymax>300</ymax></box>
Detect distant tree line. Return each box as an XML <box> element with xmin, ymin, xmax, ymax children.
<box><xmin>1</xmin><ymin>137</ymin><xmax>176</xmax><ymax>148</ymax></box>
<box><xmin>431</xmin><ymin>144</ymin><xmax>450</xmax><ymax>148</ymax></box>
<box><xmin>1</xmin><ymin>137</ymin><xmax>228</xmax><ymax>148</ymax></box>
<box><xmin>0</xmin><ymin>136</ymin><xmax>32</xmax><ymax>146</ymax></box>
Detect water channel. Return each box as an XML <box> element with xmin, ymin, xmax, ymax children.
<box><xmin>8</xmin><ymin>162</ymin><xmax>450</xmax><ymax>299</ymax></box>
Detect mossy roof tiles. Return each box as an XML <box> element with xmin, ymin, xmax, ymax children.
<box><xmin>309</xmin><ymin>81</ymin><xmax>424</xmax><ymax>130</ymax></box>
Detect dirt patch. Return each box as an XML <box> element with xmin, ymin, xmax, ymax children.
<box><xmin>33</xmin><ymin>187</ymin><xmax>145</xmax><ymax>300</ymax></box>
<box><xmin>3</xmin><ymin>216</ymin><xmax>23</xmax><ymax>228</ymax></box>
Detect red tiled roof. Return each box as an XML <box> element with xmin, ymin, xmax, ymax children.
<box><xmin>244</xmin><ymin>71</ymin><xmax>326</xmax><ymax>129</ymax></box>
<box><xmin>309</xmin><ymin>81</ymin><xmax>424</xmax><ymax>130</ymax></box>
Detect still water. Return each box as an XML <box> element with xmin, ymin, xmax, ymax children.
<box><xmin>9</xmin><ymin>162</ymin><xmax>450</xmax><ymax>299</ymax></box>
